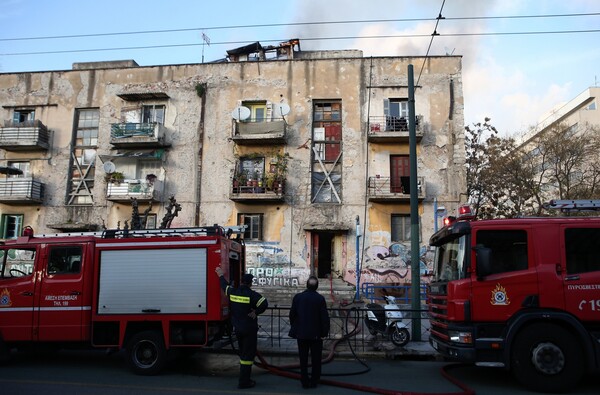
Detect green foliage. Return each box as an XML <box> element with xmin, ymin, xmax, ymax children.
<box><xmin>465</xmin><ymin>119</ymin><xmax>600</xmax><ymax>218</ymax></box>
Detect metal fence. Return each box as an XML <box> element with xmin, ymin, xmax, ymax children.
<box><xmin>256</xmin><ymin>305</ymin><xmax>430</xmax><ymax>353</ymax></box>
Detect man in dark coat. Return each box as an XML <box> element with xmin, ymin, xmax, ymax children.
<box><xmin>289</xmin><ymin>275</ymin><xmax>330</xmax><ymax>388</ymax></box>
<box><xmin>216</xmin><ymin>267</ymin><xmax>268</xmax><ymax>389</ymax></box>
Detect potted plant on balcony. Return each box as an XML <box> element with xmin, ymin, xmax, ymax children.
<box><xmin>145</xmin><ymin>174</ymin><xmax>157</xmax><ymax>185</ymax></box>
<box><xmin>105</xmin><ymin>171</ymin><xmax>124</xmax><ymax>184</ymax></box>
<box><xmin>272</xmin><ymin>152</ymin><xmax>290</xmax><ymax>194</ymax></box>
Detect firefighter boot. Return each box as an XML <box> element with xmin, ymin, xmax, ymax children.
<box><xmin>238</xmin><ymin>364</ymin><xmax>255</xmax><ymax>389</ymax></box>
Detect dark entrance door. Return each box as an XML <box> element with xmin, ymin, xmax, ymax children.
<box><xmin>311</xmin><ymin>232</ymin><xmax>334</xmax><ymax>279</ymax></box>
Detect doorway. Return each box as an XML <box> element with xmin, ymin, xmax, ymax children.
<box><xmin>311</xmin><ymin>232</ymin><xmax>334</xmax><ymax>279</ymax></box>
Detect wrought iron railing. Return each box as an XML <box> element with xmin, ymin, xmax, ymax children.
<box><xmin>368</xmin><ymin>115</ymin><xmax>422</xmax><ymax>134</ymax></box>
<box><xmin>256</xmin><ymin>305</ymin><xmax>430</xmax><ymax>352</ymax></box>
<box><xmin>110</xmin><ymin>122</ymin><xmax>164</xmax><ymax>139</ymax></box>
<box><xmin>367</xmin><ymin>176</ymin><xmax>425</xmax><ymax>197</ymax></box>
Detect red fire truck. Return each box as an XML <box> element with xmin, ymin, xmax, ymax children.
<box><xmin>0</xmin><ymin>225</ymin><xmax>245</xmax><ymax>375</ymax></box>
<box><xmin>428</xmin><ymin>200</ymin><xmax>600</xmax><ymax>393</ymax></box>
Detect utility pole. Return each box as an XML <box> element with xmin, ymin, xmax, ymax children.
<box><xmin>408</xmin><ymin>64</ymin><xmax>421</xmax><ymax>341</ymax></box>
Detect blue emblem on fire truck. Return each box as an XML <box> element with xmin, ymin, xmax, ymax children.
<box><xmin>490</xmin><ymin>283</ymin><xmax>510</xmax><ymax>306</ymax></box>
<box><xmin>0</xmin><ymin>288</ymin><xmax>11</xmax><ymax>307</ymax></box>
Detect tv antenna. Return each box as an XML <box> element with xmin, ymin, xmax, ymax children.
<box><xmin>202</xmin><ymin>32</ymin><xmax>211</xmax><ymax>63</ymax></box>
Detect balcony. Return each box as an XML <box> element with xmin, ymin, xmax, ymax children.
<box><xmin>106</xmin><ymin>179</ymin><xmax>163</xmax><ymax>203</ymax></box>
<box><xmin>232</xmin><ymin>119</ymin><xmax>286</xmax><ymax>145</ymax></box>
<box><xmin>367</xmin><ymin>176</ymin><xmax>425</xmax><ymax>202</ymax></box>
<box><xmin>367</xmin><ymin>115</ymin><xmax>423</xmax><ymax>143</ymax></box>
<box><xmin>110</xmin><ymin>123</ymin><xmax>169</xmax><ymax>148</ymax></box>
<box><xmin>0</xmin><ymin>120</ymin><xmax>50</xmax><ymax>151</ymax></box>
<box><xmin>229</xmin><ymin>178</ymin><xmax>286</xmax><ymax>202</ymax></box>
<box><xmin>0</xmin><ymin>178</ymin><xmax>44</xmax><ymax>204</ymax></box>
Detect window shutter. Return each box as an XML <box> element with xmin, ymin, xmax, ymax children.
<box><xmin>383</xmin><ymin>99</ymin><xmax>390</xmax><ymax>117</ymax></box>
<box><xmin>265</xmin><ymin>101</ymin><xmax>273</xmax><ymax>122</ymax></box>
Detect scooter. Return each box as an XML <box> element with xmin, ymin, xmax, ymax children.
<box><xmin>365</xmin><ymin>294</ymin><xmax>410</xmax><ymax>347</ymax></box>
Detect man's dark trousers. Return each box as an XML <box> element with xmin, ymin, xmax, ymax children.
<box><xmin>237</xmin><ymin>330</ymin><xmax>257</xmax><ymax>386</ymax></box>
<box><xmin>297</xmin><ymin>338</ymin><xmax>323</xmax><ymax>387</ymax></box>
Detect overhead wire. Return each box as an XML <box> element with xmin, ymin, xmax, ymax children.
<box><xmin>0</xmin><ymin>11</ymin><xmax>599</xmax><ymax>57</ymax></box>
<box><xmin>1</xmin><ymin>12</ymin><xmax>598</xmax><ymax>42</ymax></box>
<box><xmin>416</xmin><ymin>0</ymin><xmax>446</xmax><ymax>86</ymax></box>
<box><xmin>2</xmin><ymin>28</ymin><xmax>599</xmax><ymax>57</ymax></box>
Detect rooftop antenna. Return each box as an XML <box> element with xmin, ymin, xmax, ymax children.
<box><xmin>201</xmin><ymin>32</ymin><xmax>211</xmax><ymax>63</ymax></box>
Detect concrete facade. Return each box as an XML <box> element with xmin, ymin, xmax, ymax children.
<box><xmin>0</xmin><ymin>44</ymin><xmax>465</xmax><ymax>289</ymax></box>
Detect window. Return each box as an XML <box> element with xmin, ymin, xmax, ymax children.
<box><xmin>242</xmin><ymin>101</ymin><xmax>268</xmax><ymax>123</ymax></box>
<box><xmin>142</xmin><ymin>105</ymin><xmax>165</xmax><ymax>124</ymax></box>
<box><xmin>475</xmin><ymin>230</ymin><xmax>528</xmax><ymax>275</ymax></box>
<box><xmin>0</xmin><ymin>248</ymin><xmax>35</xmax><ymax>278</ymax></box>
<box><xmin>565</xmin><ymin>228</ymin><xmax>600</xmax><ymax>274</ymax></box>
<box><xmin>384</xmin><ymin>99</ymin><xmax>409</xmax><ymax>131</ymax></box>
<box><xmin>312</xmin><ymin>101</ymin><xmax>342</xmax><ymax>203</ymax></box>
<box><xmin>391</xmin><ymin>214</ymin><xmax>421</xmax><ymax>242</ymax></box>
<box><xmin>48</xmin><ymin>247</ymin><xmax>82</xmax><ymax>275</ymax></box>
<box><xmin>7</xmin><ymin>161</ymin><xmax>30</xmax><ymax>178</ymax></box>
<box><xmin>12</xmin><ymin>109</ymin><xmax>35</xmax><ymax>125</ymax></box>
<box><xmin>68</xmin><ymin>109</ymin><xmax>99</xmax><ymax>205</ymax></box>
<box><xmin>1</xmin><ymin>214</ymin><xmax>23</xmax><ymax>239</ymax></box>
<box><xmin>238</xmin><ymin>213</ymin><xmax>263</xmax><ymax>240</ymax></box>
<box><xmin>136</xmin><ymin>160</ymin><xmax>162</xmax><ymax>180</ymax></box>
<box><xmin>145</xmin><ymin>214</ymin><xmax>157</xmax><ymax>229</ymax></box>
<box><xmin>239</xmin><ymin>157</ymin><xmax>265</xmax><ymax>182</ymax></box>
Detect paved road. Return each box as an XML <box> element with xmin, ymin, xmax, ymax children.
<box><xmin>0</xmin><ymin>349</ymin><xmax>597</xmax><ymax>394</ymax></box>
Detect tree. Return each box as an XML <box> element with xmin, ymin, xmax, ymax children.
<box><xmin>465</xmin><ymin>120</ymin><xmax>600</xmax><ymax>218</ymax></box>
<box><xmin>464</xmin><ymin>117</ymin><xmax>498</xmax><ymax>217</ymax></box>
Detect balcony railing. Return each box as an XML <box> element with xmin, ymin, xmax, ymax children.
<box><xmin>232</xmin><ymin>118</ymin><xmax>286</xmax><ymax>145</ymax></box>
<box><xmin>110</xmin><ymin>123</ymin><xmax>169</xmax><ymax>148</ymax></box>
<box><xmin>367</xmin><ymin>115</ymin><xmax>423</xmax><ymax>143</ymax></box>
<box><xmin>106</xmin><ymin>179</ymin><xmax>163</xmax><ymax>203</ymax></box>
<box><xmin>367</xmin><ymin>176</ymin><xmax>425</xmax><ymax>201</ymax></box>
<box><xmin>0</xmin><ymin>178</ymin><xmax>44</xmax><ymax>204</ymax></box>
<box><xmin>0</xmin><ymin>120</ymin><xmax>50</xmax><ymax>151</ymax></box>
<box><xmin>229</xmin><ymin>178</ymin><xmax>286</xmax><ymax>202</ymax></box>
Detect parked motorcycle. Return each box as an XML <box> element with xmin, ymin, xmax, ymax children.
<box><xmin>365</xmin><ymin>294</ymin><xmax>410</xmax><ymax>347</ymax></box>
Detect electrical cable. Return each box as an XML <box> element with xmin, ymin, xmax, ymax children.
<box><xmin>2</xmin><ymin>12</ymin><xmax>598</xmax><ymax>42</ymax></box>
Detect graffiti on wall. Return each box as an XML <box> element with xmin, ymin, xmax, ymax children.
<box><xmin>245</xmin><ymin>242</ymin><xmax>300</xmax><ymax>287</ymax></box>
<box><xmin>349</xmin><ymin>241</ymin><xmax>434</xmax><ymax>285</ymax></box>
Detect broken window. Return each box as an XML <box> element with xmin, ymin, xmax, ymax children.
<box><xmin>311</xmin><ymin>101</ymin><xmax>342</xmax><ymax>203</ymax></box>
<box><xmin>68</xmin><ymin>109</ymin><xmax>98</xmax><ymax>205</ymax></box>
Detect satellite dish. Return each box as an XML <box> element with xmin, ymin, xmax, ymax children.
<box><xmin>103</xmin><ymin>161</ymin><xmax>116</xmax><ymax>174</ymax></box>
<box><xmin>231</xmin><ymin>106</ymin><xmax>251</xmax><ymax>121</ymax></box>
<box><xmin>275</xmin><ymin>103</ymin><xmax>291</xmax><ymax>117</ymax></box>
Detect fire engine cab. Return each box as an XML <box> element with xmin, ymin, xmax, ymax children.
<box><xmin>0</xmin><ymin>225</ymin><xmax>245</xmax><ymax>375</ymax></box>
<box><xmin>428</xmin><ymin>200</ymin><xmax>600</xmax><ymax>393</ymax></box>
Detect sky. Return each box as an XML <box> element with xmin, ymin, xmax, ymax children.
<box><xmin>1</xmin><ymin>0</ymin><xmax>598</xmax><ymax>138</ymax></box>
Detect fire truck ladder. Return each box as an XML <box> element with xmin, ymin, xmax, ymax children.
<box><xmin>543</xmin><ymin>199</ymin><xmax>600</xmax><ymax>212</ymax></box>
<box><xmin>36</xmin><ymin>225</ymin><xmax>247</xmax><ymax>239</ymax></box>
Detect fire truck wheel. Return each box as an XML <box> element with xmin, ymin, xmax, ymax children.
<box><xmin>391</xmin><ymin>327</ymin><xmax>410</xmax><ymax>347</ymax></box>
<box><xmin>511</xmin><ymin>323</ymin><xmax>584</xmax><ymax>393</ymax></box>
<box><xmin>126</xmin><ymin>330</ymin><xmax>167</xmax><ymax>376</ymax></box>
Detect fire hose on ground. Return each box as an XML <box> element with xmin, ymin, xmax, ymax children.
<box><xmin>225</xmin><ymin>303</ymin><xmax>476</xmax><ymax>395</ymax></box>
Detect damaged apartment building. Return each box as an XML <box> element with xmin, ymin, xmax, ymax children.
<box><xmin>0</xmin><ymin>39</ymin><xmax>465</xmax><ymax>289</ymax></box>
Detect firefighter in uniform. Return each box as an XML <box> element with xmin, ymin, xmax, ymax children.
<box><xmin>215</xmin><ymin>267</ymin><xmax>268</xmax><ymax>389</ymax></box>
